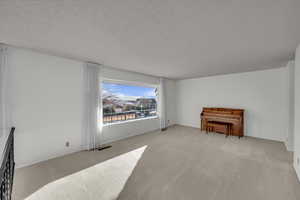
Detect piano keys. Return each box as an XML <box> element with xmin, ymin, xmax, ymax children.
<box><xmin>200</xmin><ymin>107</ymin><xmax>244</xmax><ymax>138</ymax></box>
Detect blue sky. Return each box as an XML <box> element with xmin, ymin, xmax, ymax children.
<box><xmin>102</xmin><ymin>82</ymin><xmax>156</xmax><ymax>100</ymax></box>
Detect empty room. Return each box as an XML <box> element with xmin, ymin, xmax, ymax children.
<box><xmin>1</xmin><ymin>1</ymin><xmax>300</xmax><ymax>200</ymax></box>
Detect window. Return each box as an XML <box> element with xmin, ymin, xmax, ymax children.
<box><xmin>102</xmin><ymin>82</ymin><xmax>158</xmax><ymax>124</ymax></box>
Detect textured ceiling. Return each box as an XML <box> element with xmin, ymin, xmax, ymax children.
<box><xmin>0</xmin><ymin>0</ymin><xmax>299</xmax><ymax>79</ymax></box>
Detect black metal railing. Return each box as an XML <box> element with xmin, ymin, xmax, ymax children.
<box><xmin>103</xmin><ymin>110</ymin><xmax>157</xmax><ymax>124</ymax></box>
<box><xmin>0</xmin><ymin>127</ymin><xmax>15</xmax><ymax>200</ymax></box>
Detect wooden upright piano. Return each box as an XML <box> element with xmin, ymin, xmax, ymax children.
<box><xmin>201</xmin><ymin>107</ymin><xmax>244</xmax><ymax>138</ymax></box>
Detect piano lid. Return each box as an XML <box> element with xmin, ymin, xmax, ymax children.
<box><xmin>201</xmin><ymin>107</ymin><xmax>244</xmax><ymax>116</ymax></box>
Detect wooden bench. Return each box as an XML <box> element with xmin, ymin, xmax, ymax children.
<box><xmin>205</xmin><ymin>121</ymin><xmax>232</xmax><ymax>137</ymax></box>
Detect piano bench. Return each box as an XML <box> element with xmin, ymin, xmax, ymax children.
<box><xmin>206</xmin><ymin>121</ymin><xmax>233</xmax><ymax>137</ymax></box>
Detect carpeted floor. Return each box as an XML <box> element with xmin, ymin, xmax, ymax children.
<box><xmin>13</xmin><ymin>125</ymin><xmax>300</xmax><ymax>200</ymax></box>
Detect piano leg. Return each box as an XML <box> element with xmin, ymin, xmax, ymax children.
<box><xmin>225</xmin><ymin>124</ymin><xmax>229</xmax><ymax>138</ymax></box>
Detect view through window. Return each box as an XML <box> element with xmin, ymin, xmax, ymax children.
<box><xmin>102</xmin><ymin>82</ymin><xmax>157</xmax><ymax>124</ymax></box>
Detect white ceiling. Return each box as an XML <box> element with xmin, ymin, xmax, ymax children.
<box><xmin>0</xmin><ymin>0</ymin><xmax>299</xmax><ymax>79</ymax></box>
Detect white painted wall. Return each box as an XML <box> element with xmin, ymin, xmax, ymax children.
<box><xmin>8</xmin><ymin>47</ymin><xmax>177</xmax><ymax>167</ymax></box>
<box><xmin>101</xmin><ymin>118</ymin><xmax>159</xmax><ymax>144</ymax></box>
<box><xmin>286</xmin><ymin>61</ymin><xmax>295</xmax><ymax>151</ymax></box>
<box><xmin>176</xmin><ymin>68</ymin><xmax>289</xmax><ymax>142</ymax></box>
<box><xmin>294</xmin><ymin>44</ymin><xmax>300</xmax><ymax>180</ymax></box>
<box><xmin>6</xmin><ymin>44</ymin><xmax>296</xmax><ymax>170</ymax></box>
<box><xmin>10</xmin><ymin>48</ymin><xmax>84</xmax><ymax>168</ymax></box>
<box><xmin>101</xmin><ymin>66</ymin><xmax>159</xmax><ymax>86</ymax></box>
<box><xmin>0</xmin><ymin>133</ymin><xmax>9</xmax><ymax>165</ymax></box>
<box><xmin>7</xmin><ymin>45</ymin><xmax>294</xmax><ymax>169</ymax></box>
<box><xmin>165</xmin><ymin>79</ymin><xmax>177</xmax><ymax>126</ymax></box>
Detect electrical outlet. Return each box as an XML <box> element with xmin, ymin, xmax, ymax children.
<box><xmin>65</xmin><ymin>141</ymin><xmax>70</xmax><ymax>147</ymax></box>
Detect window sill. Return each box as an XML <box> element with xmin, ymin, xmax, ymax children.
<box><xmin>103</xmin><ymin>116</ymin><xmax>158</xmax><ymax>127</ymax></box>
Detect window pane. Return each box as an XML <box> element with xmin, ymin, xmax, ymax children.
<box><xmin>102</xmin><ymin>82</ymin><xmax>157</xmax><ymax>124</ymax></box>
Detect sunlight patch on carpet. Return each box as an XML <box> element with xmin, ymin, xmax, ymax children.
<box><xmin>26</xmin><ymin>146</ymin><xmax>147</xmax><ymax>200</ymax></box>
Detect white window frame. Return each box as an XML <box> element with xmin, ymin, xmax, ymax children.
<box><xmin>101</xmin><ymin>78</ymin><xmax>159</xmax><ymax>126</ymax></box>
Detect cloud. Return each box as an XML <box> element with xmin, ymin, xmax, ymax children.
<box><xmin>143</xmin><ymin>90</ymin><xmax>156</xmax><ymax>97</ymax></box>
<box><xmin>102</xmin><ymin>83</ymin><xmax>156</xmax><ymax>100</ymax></box>
<box><xmin>114</xmin><ymin>93</ymin><xmax>141</xmax><ymax>101</ymax></box>
<box><xmin>102</xmin><ymin>89</ymin><xmax>140</xmax><ymax>101</ymax></box>
<box><xmin>102</xmin><ymin>89</ymin><xmax>111</xmax><ymax>98</ymax></box>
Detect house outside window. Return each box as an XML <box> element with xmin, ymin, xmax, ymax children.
<box><xmin>102</xmin><ymin>81</ymin><xmax>158</xmax><ymax>125</ymax></box>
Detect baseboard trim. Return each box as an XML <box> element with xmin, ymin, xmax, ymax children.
<box><xmin>100</xmin><ymin>128</ymin><xmax>161</xmax><ymax>145</ymax></box>
<box><xmin>294</xmin><ymin>162</ymin><xmax>300</xmax><ymax>183</ymax></box>
<box><xmin>176</xmin><ymin>123</ymin><xmax>285</xmax><ymax>142</ymax></box>
<box><xmin>16</xmin><ymin>124</ymin><xmax>174</xmax><ymax>168</ymax></box>
<box><xmin>285</xmin><ymin>142</ymin><xmax>294</xmax><ymax>152</ymax></box>
<box><xmin>16</xmin><ymin>147</ymin><xmax>82</xmax><ymax>169</ymax></box>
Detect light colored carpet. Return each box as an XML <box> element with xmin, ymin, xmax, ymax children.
<box><xmin>13</xmin><ymin>125</ymin><xmax>300</xmax><ymax>200</ymax></box>
<box><xmin>25</xmin><ymin>146</ymin><xmax>146</xmax><ymax>200</ymax></box>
